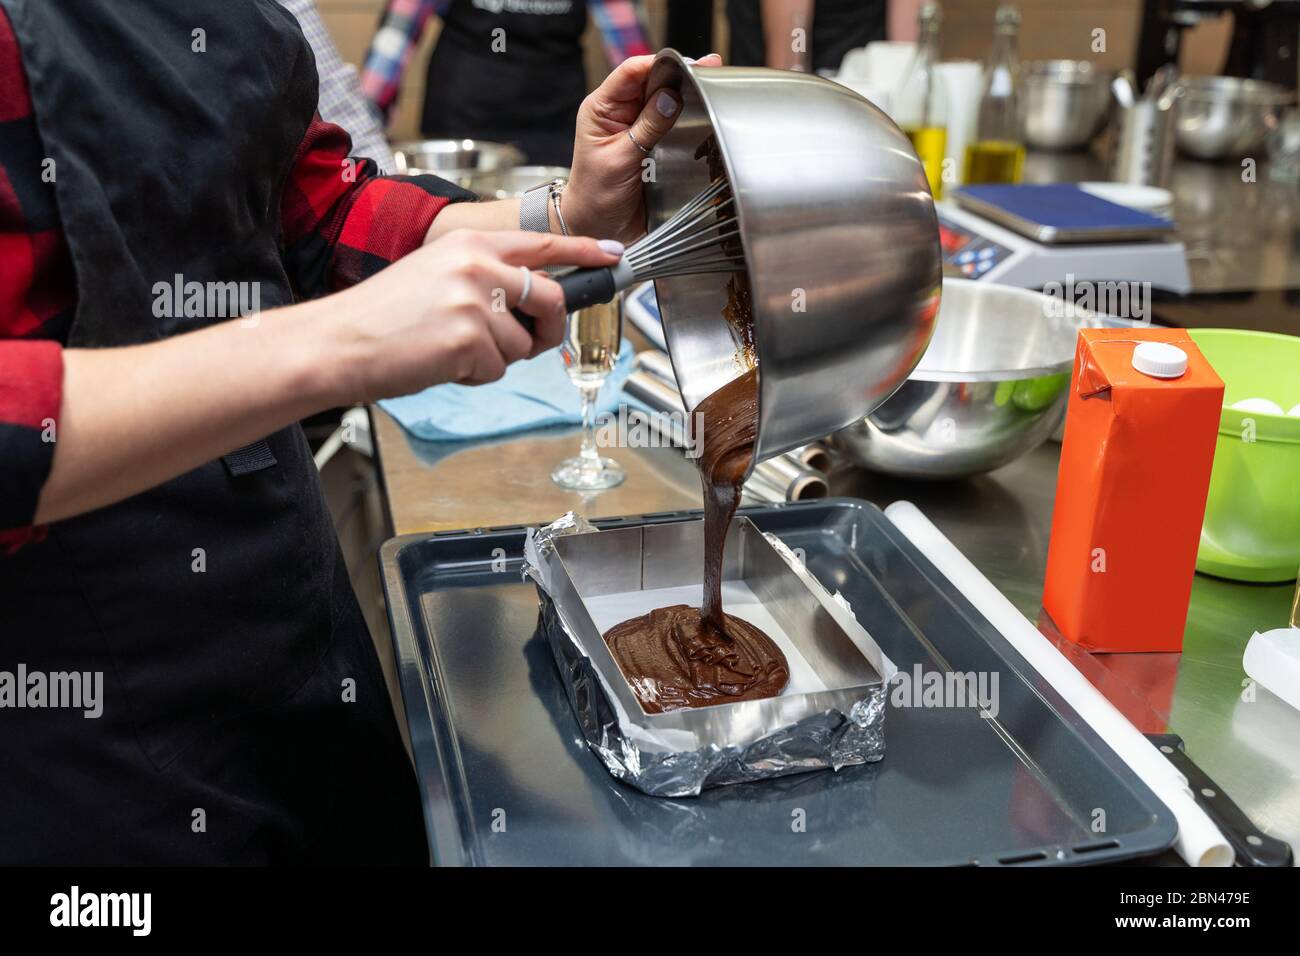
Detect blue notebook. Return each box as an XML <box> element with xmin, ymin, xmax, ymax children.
<box><xmin>953</xmin><ymin>184</ymin><xmax>1175</xmax><ymax>244</ymax></box>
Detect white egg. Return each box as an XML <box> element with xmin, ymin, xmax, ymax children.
<box><xmin>1288</xmin><ymin>404</ymin><xmax>1300</xmax><ymax>418</ymax></box>
<box><xmin>1231</xmin><ymin>398</ymin><xmax>1284</xmax><ymax>415</ymax></box>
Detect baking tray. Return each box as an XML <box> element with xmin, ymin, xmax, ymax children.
<box><xmin>381</xmin><ymin>498</ymin><xmax>1177</xmax><ymax>866</ymax></box>
<box><xmin>533</xmin><ymin>515</ymin><xmax>890</xmax><ymax>795</ymax></box>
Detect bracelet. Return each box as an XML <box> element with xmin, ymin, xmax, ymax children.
<box><xmin>549</xmin><ymin>182</ymin><xmax>569</xmax><ymax>236</ymax></box>
<box><xmin>519</xmin><ymin>177</ymin><xmax>567</xmax><ymax>234</ymax></box>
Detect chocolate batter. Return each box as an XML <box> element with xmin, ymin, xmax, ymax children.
<box><xmin>694</xmin><ymin>367</ymin><xmax>759</xmax><ymax>633</ymax></box>
<box><xmin>600</xmin><ymin>141</ymin><xmax>788</xmax><ymax>715</ymax></box>
<box><xmin>602</xmin><ymin>370</ymin><xmax>790</xmax><ymax>713</ymax></box>
<box><xmin>722</xmin><ymin>275</ymin><xmax>757</xmax><ymax>366</ymax></box>
<box><xmin>697</xmin><ymin>135</ymin><xmax>757</xmax><ymax>366</ymax></box>
<box><xmin>603</xmin><ymin>604</ymin><xmax>790</xmax><ymax>714</ymax></box>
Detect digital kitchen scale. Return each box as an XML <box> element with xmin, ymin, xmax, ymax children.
<box><xmin>939</xmin><ymin>184</ymin><xmax>1192</xmax><ymax>294</ymax></box>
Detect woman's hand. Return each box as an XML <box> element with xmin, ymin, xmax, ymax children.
<box><xmin>563</xmin><ymin>53</ymin><xmax>722</xmax><ymax>245</ymax></box>
<box><xmin>325</xmin><ymin>230</ymin><xmax>623</xmax><ymax>401</ymax></box>
<box><xmin>38</xmin><ymin>231</ymin><xmax>621</xmax><ymax>526</ymax></box>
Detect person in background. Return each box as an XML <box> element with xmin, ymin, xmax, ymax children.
<box><xmin>886</xmin><ymin>0</ymin><xmax>925</xmax><ymax>43</ymax></box>
<box><xmin>280</xmin><ymin>0</ymin><xmax>396</xmax><ymax>170</ymax></box>
<box><xmin>726</xmin><ymin>0</ymin><xmax>885</xmax><ymax>73</ymax></box>
<box><xmin>361</xmin><ymin>0</ymin><xmax>652</xmax><ymax>166</ymax></box>
<box><xmin>665</xmin><ymin>0</ymin><xmax>715</xmax><ymax>61</ymax></box>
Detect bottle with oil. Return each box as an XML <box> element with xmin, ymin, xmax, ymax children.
<box><xmin>963</xmin><ymin>5</ymin><xmax>1025</xmax><ymax>185</ymax></box>
<box><xmin>894</xmin><ymin>3</ymin><xmax>949</xmax><ymax>199</ymax></box>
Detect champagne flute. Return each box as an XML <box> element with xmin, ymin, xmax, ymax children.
<box><xmin>551</xmin><ymin>295</ymin><xmax>626</xmax><ymax>490</ymax></box>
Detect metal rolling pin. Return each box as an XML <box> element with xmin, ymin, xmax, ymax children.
<box><xmin>635</xmin><ymin>349</ymin><xmax>677</xmax><ymax>385</ymax></box>
<box><xmin>789</xmin><ymin>442</ymin><xmax>833</xmax><ymax>473</ymax></box>
<box><xmin>623</xmin><ymin>370</ymin><xmax>828</xmax><ymax>502</ymax></box>
<box><xmin>623</xmin><ymin>368</ymin><xmax>686</xmax><ymax>418</ymax></box>
<box><xmin>752</xmin><ymin>452</ymin><xmax>829</xmax><ymax>501</ymax></box>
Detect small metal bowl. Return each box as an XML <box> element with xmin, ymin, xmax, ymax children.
<box><xmin>831</xmin><ymin>279</ymin><xmax>1094</xmax><ymax>479</ymax></box>
<box><xmin>391</xmin><ymin>139</ymin><xmax>526</xmax><ymax>188</ymax></box>
<box><xmin>469</xmin><ymin>165</ymin><xmax>570</xmax><ymax>199</ymax></box>
<box><xmin>1174</xmin><ymin>76</ymin><xmax>1293</xmax><ymax>160</ymax></box>
<box><xmin>1021</xmin><ymin>60</ymin><xmax>1113</xmax><ymax>150</ymax></box>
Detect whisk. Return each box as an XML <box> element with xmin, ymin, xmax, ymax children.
<box><xmin>513</xmin><ymin>177</ymin><xmax>746</xmax><ymax>328</ymax></box>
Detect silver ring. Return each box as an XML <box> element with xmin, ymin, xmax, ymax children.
<box><xmin>626</xmin><ymin>127</ymin><xmax>652</xmax><ymax>155</ymax></box>
<box><xmin>517</xmin><ymin>266</ymin><xmax>533</xmax><ymax>307</ymax></box>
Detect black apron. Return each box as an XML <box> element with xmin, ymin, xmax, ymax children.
<box><xmin>726</xmin><ymin>0</ymin><xmax>885</xmax><ymax>74</ymax></box>
<box><xmin>421</xmin><ymin>0</ymin><xmax>588</xmax><ymax>166</ymax></box>
<box><xmin>0</xmin><ymin>0</ymin><xmax>425</xmax><ymax>864</ymax></box>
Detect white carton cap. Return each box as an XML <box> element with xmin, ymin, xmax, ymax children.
<box><xmin>1132</xmin><ymin>341</ymin><xmax>1188</xmax><ymax>378</ymax></box>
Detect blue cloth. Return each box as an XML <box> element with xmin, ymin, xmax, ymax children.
<box><xmin>378</xmin><ymin>340</ymin><xmax>637</xmax><ymax>441</ymax></box>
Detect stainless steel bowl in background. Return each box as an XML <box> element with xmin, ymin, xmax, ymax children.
<box><xmin>644</xmin><ymin>49</ymin><xmax>942</xmax><ymax>466</ymax></box>
<box><xmin>1174</xmin><ymin>76</ymin><xmax>1293</xmax><ymax>160</ymax></box>
<box><xmin>470</xmin><ymin>165</ymin><xmax>570</xmax><ymax>199</ymax></box>
<box><xmin>391</xmin><ymin>139</ymin><xmax>526</xmax><ymax>188</ymax></box>
<box><xmin>831</xmin><ymin>279</ymin><xmax>1095</xmax><ymax>479</ymax></box>
<box><xmin>1021</xmin><ymin>60</ymin><xmax>1113</xmax><ymax>150</ymax></box>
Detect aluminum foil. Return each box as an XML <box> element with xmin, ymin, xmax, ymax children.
<box><xmin>523</xmin><ymin>512</ymin><xmax>889</xmax><ymax>797</ymax></box>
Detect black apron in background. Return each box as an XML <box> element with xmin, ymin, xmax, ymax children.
<box><xmin>726</xmin><ymin>0</ymin><xmax>885</xmax><ymax>74</ymax></box>
<box><xmin>422</xmin><ymin>0</ymin><xmax>588</xmax><ymax>166</ymax></box>
<box><xmin>0</xmin><ymin>0</ymin><xmax>425</xmax><ymax>864</ymax></box>
<box><xmin>666</xmin><ymin>0</ymin><xmax>714</xmax><ymax>61</ymax></box>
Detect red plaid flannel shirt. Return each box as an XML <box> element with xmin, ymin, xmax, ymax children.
<box><xmin>0</xmin><ymin>7</ymin><xmax>469</xmax><ymax>553</ymax></box>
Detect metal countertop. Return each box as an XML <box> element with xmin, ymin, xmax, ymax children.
<box><xmin>373</xmin><ymin>410</ymin><xmax>1300</xmax><ymax>859</ymax></box>
<box><xmin>371</xmin><ymin>148</ymin><xmax>1300</xmax><ymax>861</ymax></box>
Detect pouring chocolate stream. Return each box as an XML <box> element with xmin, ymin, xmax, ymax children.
<box><xmin>601</xmin><ymin>268</ymin><xmax>789</xmax><ymax>713</ymax></box>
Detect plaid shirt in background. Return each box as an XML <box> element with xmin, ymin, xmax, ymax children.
<box><xmin>278</xmin><ymin>0</ymin><xmax>397</xmax><ymax>172</ymax></box>
<box><xmin>361</xmin><ymin>0</ymin><xmax>652</xmax><ymax>121</ymax></box>
<box><xmin>0</xmin><ymin>6</ymin><xmax>473</xmax><ymax>553</ymax></box>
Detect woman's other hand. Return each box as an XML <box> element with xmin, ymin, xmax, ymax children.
<box><xmin>564</xmin><ymin>52</ymin><xmax>722</xmax><ymax>245</ymax></box>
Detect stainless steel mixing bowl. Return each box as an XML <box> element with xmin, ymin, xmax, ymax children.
<box><xmin>391</xmin><ymin>139</ymin><xmax>526</xmax><ymax>188</ymax></box>
<box><xmin>1021</xmin><ymin>60</ymin><xmax>1112</xmax><ymax>150</ymax></box>
<box><xmin>643</xmin><ymin>49</ymin><xmax>941</xmax><ymax>466</ymax></box>
<box><xmin>1174</xmin><ymin>76</ymin><xmax>1293</xmax><ymax>160</ymax></box>
<box><xmin>831</xmin><ymin>279</ymin><xmax>1094</xmax><ymax>479</ymax></box>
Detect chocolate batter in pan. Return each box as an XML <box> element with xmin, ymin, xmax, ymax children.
<box><xmin>601</xmin><ymin>210</ymin><xmax>790</xmax><ymax>713</ymax></box>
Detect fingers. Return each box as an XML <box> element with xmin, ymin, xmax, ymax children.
<box><xmin>624</xmin><ymin>54</ymin><xmax>720</xmax><ymax>155</ymax></box>
<box><xmin>479</xmin><ymin>260</ymin><xmax>566</xmax><ymax>359</ymax></box>
<box><xmin>483</xmin><ymin>265</ymin><xmax>575</xmax><ymax>359</ymax></box>
<box><xmin>478</xmin><ymin>230</ymin><xmax>625</xmax><ymax>270</ymax></box>
<box><xmin>626</xmin><ymin>86</ymin><xmax>684</xmax><ymax>157</ymax></box>
<box><xmin>516</xmin><ymin>272</ymin><xmax>568</xmax><ymax>355</ymax></box>
<box><xmin>592</xmin><ymin>52</ymin><xmax>723</xmax><ymax>105</ymax></box>
<box><xmin>434</xmin><ymin>231</ymin><xmax>626</xmax><ymax>383</ymax></box>
<box><xmin>454</xmin><ymin>335</ymin><xmax>507</xmax><ymax>386</ymax></box>
<box><xmin>499</xmin><ymin>263</ymin><xmax>564</xmax><ymax>353</ymax></box>
<box><xmin>478</xmin><ymin>261</ymin><xmax>543</xmax><ymax>363</ymax></box>
<box><xmin>590</xmin><ymin>53</ymin><xmax>658</xmax><ymax>106</ymax></box>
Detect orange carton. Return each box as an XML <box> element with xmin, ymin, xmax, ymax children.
<box><xmin>1043</xmin><ymin>328</ymin><xmax>1224</xmax><ymax>652</ymax></box>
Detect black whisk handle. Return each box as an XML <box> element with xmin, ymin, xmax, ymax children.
<box><xmin>509</xmin><ymin>268</ymin><xmax>618</xmax><ymax>335</ymax></box>
<box><xmin>557</xmin><ymin>267</ymin><xmax>618</xmax><ymax>313</ymax></box>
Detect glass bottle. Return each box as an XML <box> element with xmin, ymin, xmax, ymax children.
<box><xmin>963</xmin><ymin>5</ymin><xmax>1026</xmax><ymax>185</ymax></box>
<box><xmin>894</xmin><ymin>2</ymin><xmax>949</xmax><ymax>199</ymax></box>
